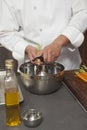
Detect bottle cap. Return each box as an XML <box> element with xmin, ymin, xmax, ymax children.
<box><xmin>5</xmin><ymin>59</ymin><xmax>14</xmax><ymax>69</ymax></box>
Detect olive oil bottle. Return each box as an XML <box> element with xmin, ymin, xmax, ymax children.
<box><xmin>4</xmin><ymin>59</ymin><xmax>21</xmax><ymax>126</ymax></box>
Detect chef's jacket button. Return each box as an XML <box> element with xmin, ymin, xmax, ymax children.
<box><xmin>33</xmin><ymin>6</ymin><xmax>37</xmax><ymax>10</ymax></box>
<box><xmin>40</xmin><ymin>29</ymin><xmax>43</xmax><ymax>32</ymax></box>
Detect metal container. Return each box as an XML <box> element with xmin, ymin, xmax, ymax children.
<box><xmin>19</xmin><ymin>62</ymin><xmax>64</xmax><ymax>95</ymax></box>
<box><xmin>21</xmin><ymin>109</ymin><xmax>42</xmax><ymax>128</ymax></box>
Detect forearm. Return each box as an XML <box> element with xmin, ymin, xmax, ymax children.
<box><xmin>0</xmin><ymin>31</ymin><xmax>29</xmax><ymax>58</ymax></box>
<box><xmin>53</xmin><ymin>35</ymin><xmax>70</xmax><ymax>48</ymax></box>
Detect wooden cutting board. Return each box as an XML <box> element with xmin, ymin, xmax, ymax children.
<box><xmin>63</xmin><ymin>70</ymin><xmax>87</xmax><ymax>111</ymax></box>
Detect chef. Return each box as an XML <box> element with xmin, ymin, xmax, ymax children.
<box><xmin>0</xmin><ymin>0</ymin><xmax>87</xmax><ymax>70</ymax></box>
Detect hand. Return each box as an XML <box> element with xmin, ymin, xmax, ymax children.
<box><xmin>25</xmin><ymin>45</ymin><xmax>42</xmax><ymax>62</ymax></box>
<box><xmin>42</xmin><ymin>35</ymin><xmax>69</xmax><ymax>63</ymax></box>
<box><xmin>42</xmin><ymin>41</ymin><xmax>62</xmax><ymax>63</ymax></box>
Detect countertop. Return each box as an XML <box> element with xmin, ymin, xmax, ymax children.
<box><xmin>0</xmin><ymin>74</ymin><xmax>87</xmax><ymax>130</ymax></box>
<box><xmin>64</xmin><ymin>70</ymin><xmax>87</xmax><ymax>111</ymax></box>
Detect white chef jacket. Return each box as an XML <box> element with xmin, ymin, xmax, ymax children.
<box><xmin>0</xmin><ymin>0</ymin><xmax>87</xmax><ymax>70</ymax></box>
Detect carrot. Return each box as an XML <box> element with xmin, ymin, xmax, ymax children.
<box><xmin>76</xmin><ymin>72</ymin><xmax>87</xmax><ymax>82</ymax></box>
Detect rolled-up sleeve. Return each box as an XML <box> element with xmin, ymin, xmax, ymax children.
<box><xmin>62</xmin><ymin>0</ymin><xmax>87</xmax><ymax>48</ymax></box>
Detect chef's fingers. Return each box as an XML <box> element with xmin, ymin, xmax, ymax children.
<box><xmin>42</xmin><ymin>52</ymin><xmax>48</xmax><ymax>62</ymax></box>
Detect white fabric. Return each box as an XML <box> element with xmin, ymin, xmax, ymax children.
<box><xmin>0</xmin><ymin>0</ymin><xmax>87</xmax><ymax>70</ymax></box>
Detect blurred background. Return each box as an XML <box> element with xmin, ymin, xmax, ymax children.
<box><xmin>0</xmin><ymin>44</ymin><xmax>18</xmax><ymax>72</ymax></box>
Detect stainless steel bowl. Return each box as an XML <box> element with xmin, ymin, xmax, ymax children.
<box><xmin>19</xmin><ymin>62</ymin><xmax>64</xmax><ymax>94</ymax></box>
<box><xmin>21</xmin><ymin>109</ymin><xmax>42</xmax><ymax>127</ymax></box>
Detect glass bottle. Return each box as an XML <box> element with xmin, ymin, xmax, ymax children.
<box><xmin>4</xmin><ymin>59</ymin><xmax>21</xmax><ymax>126</ymax></box>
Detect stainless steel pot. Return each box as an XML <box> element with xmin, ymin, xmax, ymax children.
<box><xmin>19</xmin><ymin>62</ymin><xmax>64</xmax><ymax>95</ymax></box>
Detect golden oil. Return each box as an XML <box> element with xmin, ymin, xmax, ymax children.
<box><xmin>4</xmin><ymin>59</ymin><xmax>21</xmax><ymax>126</ymax></box>
<box><xmin>5</xmin><ymin>88</ymin><xmax>21</xmax><ymax>126</ymax></box>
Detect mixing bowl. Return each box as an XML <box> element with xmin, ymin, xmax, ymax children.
<box><xmin>19</xmin><ymin>62</ymin><xmax>64</xmax><ymax>94</ymax></box>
